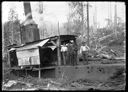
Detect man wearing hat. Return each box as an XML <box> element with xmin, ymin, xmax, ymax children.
<box><xmin>80</xmin><ymin>42</ymin><xmax>90</xmax><ymax>64</ymax></box>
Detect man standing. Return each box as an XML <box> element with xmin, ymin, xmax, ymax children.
<box><xmin>67</xmin><ymin>43</ymin><xmax>72</xmax><ymax>65</ymax></box>
<box><xmin>80</xmin><ymin>42</ymin><xmax>90</xmax><ymax>64</ymax></box>
<box><xmin>67</xmin><ymin>40</ymin><xmax>78</xmax><ymax>66</ymax></box>
<box><xmin>71</xmin><ymin>40</ymin><xmax>78</xmax><ymax>65</ymax></box>
<box><xmin>61</xmin><ymin>43</ymin><xmax>68</xmax><ymax>65</ymax></box>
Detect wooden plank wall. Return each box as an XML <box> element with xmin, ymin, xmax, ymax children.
<box><xmin>16</xmin><ymin>48</ymin><xmax>40</xmax><ymax>66</ymax></box>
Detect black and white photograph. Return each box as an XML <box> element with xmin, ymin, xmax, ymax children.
<box><xmin>2</xmin><ymin>1</ymin><xmax>126</xmax><ymax>91</ymax></box>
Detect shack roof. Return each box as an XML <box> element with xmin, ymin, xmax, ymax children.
<box><xmin>11</xmin><ymin>35</ymin><xmax>76</xmax><ymax>51</ymax></box>
<box><xmin>15</xmin><ymin>39</ymin><xmax>49</xmax><ymax>51</ymax></box>
<box><xmin>26</xmin><ymin>34</ymin><xmax>77</xmax><ymax>43</ymax></box>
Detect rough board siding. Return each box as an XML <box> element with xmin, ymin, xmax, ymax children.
<box><xmin>18</xmin><ymin>57</ymin><xmax>30</xmax><ymax>66</ymax></box>
<box><xmin>16</xmin><ymin>48</ymin><xmax>40</xmax><ymax>66</ymax></box>
<box><xmin>30</xmin><ymin>56</ymin><xmax>40</xmax><ymax>65</ymax></box>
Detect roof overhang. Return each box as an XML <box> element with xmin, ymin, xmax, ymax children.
<box><xmin>16</xmin><ymin>39</ymin><xmax>49</xmax><ymax>51</ymax></box>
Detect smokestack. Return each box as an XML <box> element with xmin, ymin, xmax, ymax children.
<box><xmin>23</xmin><ymin>2</ymin><xmax>32</xmax><ymax>19</ymax></box>
<box><xmin>22</xmin><ymin>2</ymin><xmax>35</xmax><ymax>26</ymax></box>
<box><xmin>20</xmin><ymin>2</ymin><xmax>40</xmax><ymax>44</ymax></box>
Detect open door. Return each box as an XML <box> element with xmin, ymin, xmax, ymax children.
<box><xmin>39</xmin><ymin>47</ymin><xmax>57</xmax><ymax>67</ymax></box>
<box><xmin>9</xmin><ymin>50</ymin><xmax>18</xmax><ymax>67</ymax></box>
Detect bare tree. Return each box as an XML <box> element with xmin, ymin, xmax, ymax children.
<box><xmin>68</xmin><ymin>2</ymin><xmax>87</xmax><ymax>36</ymax></box>
<box><xmin>3</xmin><ymin>7</ymin><xmax>21</xmax><ymax>52</ymax></box>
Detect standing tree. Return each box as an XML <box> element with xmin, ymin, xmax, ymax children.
<box><xmin>68</xmin><ymin>2</ymin><xmax>87</xmax><ymax>36</ymax></box>
<box><xmin>8</xmin><ymin>7</ymin><xmax>18</xmax><ymax>22</ymax></box>
<box><xmin>7</xmin><ymin>7</ymin><xmax>19</xmax><ymax>44</ymax></box>
<box><xmin>3</xmin><ymin>7</ymin><xmax>21</xmax><ymax>56</ymax></box>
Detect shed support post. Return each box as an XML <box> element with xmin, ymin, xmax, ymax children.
<box><xmin>38</xmin><ymin>46</ymin><xmax>41</xmax><ymax>79</ymax></box>
<box><xmin>7</xmin><ymin>50</ymin><xmax>11</xmax><ymax>69</ymax></box>
<box><xmin>38</xmin><ymin>65</ymin><xmax>41</xmax><ymax>79</ymax></box>
<box><xmin>57</xmin><ymin>38</ymin><xmax>61</xmax><ymax>66</ymax></box>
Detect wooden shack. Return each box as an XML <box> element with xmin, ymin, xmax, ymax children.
<box><xmin>8</xmin><ymin>35</ymin><xmax>77</xmax><ymax>78</ymax></box>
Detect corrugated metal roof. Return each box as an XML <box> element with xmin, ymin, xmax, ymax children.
<box><xmin>16</xmin><ymin>39</ymin><xmax>49</xmax><ymax>51</ymax></box>
<box><xmin>9</xmin><ymin>35</ymin><xmax>76</xmax><ymax>51</ymax></box>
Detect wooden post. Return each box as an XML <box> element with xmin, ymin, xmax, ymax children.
<box><xmin>38</xmin><ymin>47</ymin><xmax>41</xmax><ymax>79</ymax></box>
<box><xmin>38</xmin><ymin>65</ymin><xmax>41</xmax><ymax>79</ymax></box>
<box><xmin>57</xmin><ymin>22</ymin><xmax>61</xmax><ymax>66</ymax></box>
<box><xmin>57</xmin><ymin>38</ymin><xmax>61</xmax><ymax>66</ymax></box>
<box><xmin>7</xmin><ymin>49</ymin><xmax>11</xmax><ymax>69</ymax></box>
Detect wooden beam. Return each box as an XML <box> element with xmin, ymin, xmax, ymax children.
<box><xmin>57</xmin><ymin>38</ymin><xmax>61</xmax><ymax>66</ymax></box>
<box><xmin>38</xmin><ymin>65</ymin><xmax>41</xmax><ymax>79</ymax></box>
<box><xmin>51</xmin><ymin>41</ymin><xmax>57</xmax><ymax>46</ymax></box>
<box><xmin>33</xmin><ymin>66</ymin><xmax>56</xmax><ymax>70</ymax></box>
<box><xmin>57</xmin><ymin>22</ymin><xmax>61</xmax><ymax>66</ymax></box>
<box><xmin>38</xmin><ymin>46</ymin><xmax>41</xmax><ymax>79</ymax></box>
<box><xmin>8</xmin><ymin>50</ymin><xmax>11</xmax><ymax>69</ymax></box>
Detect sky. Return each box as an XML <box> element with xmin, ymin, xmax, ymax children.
<box><xmin>2</xmin><ymin>1</ymin><xmax>125</xmax><ymax>28</ymax></box>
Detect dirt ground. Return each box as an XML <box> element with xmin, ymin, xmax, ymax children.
<box><xmin>2</xmin><ymin>67</ymin><xmax>126</xmax><ymax>91</ymax></box>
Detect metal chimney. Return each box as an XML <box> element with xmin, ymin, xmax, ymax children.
<box><xmin>23</xmin><ymin>2</ymin><xmax>33</xmax><ymax>19</ymax></box>
<box><xmin>20</xmin><ymin>2</ymin><xmax>40</xmax><ymax>44</ymax></box>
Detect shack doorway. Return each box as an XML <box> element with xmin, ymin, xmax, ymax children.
<box><xmin>39</xmin><ymin>47</ymin><xmax>57</xmax><ymax>67</ymax></box>
<box><xmin>9</xmin><ymin>50</ymin><xmax>18</xmax><ymax>67</ymax></box>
